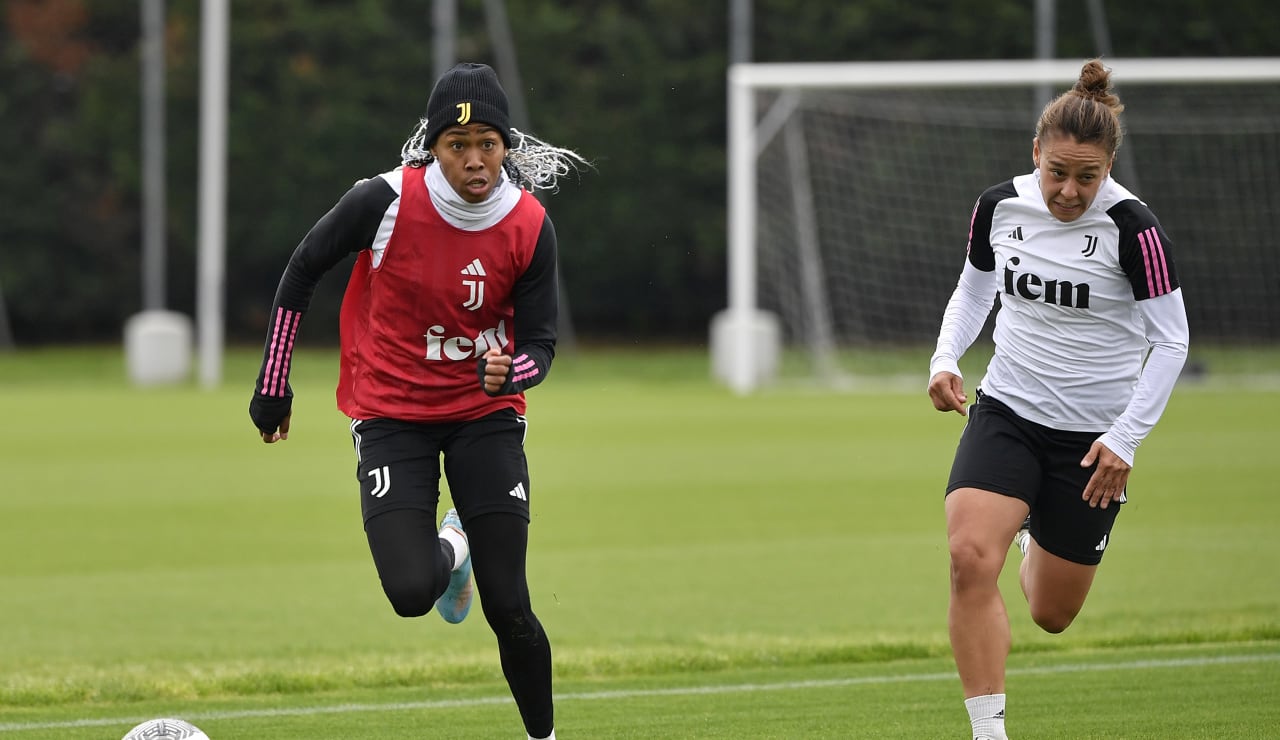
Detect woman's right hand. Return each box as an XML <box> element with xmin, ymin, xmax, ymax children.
<box><xmin>928</xmin><ymin>371</ymin><xmax>968</xmax><ymax>416</ymax></box>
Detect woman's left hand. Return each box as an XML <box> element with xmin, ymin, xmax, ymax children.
<box><xmin>481</xmin><ymin>348</ymin><xmax>512</xmax><ymax>394</ymax></box>
<box><xmin>1080</xmin><ymin>441</ymin><xmax>1131</xmax><ymax>509</ymax></box>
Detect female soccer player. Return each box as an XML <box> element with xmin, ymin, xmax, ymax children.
<box><xmin>248</xmin><ymin>62</ymin><xmax>586</xmax><ymax>740</ymax></box>
<box><xmin>927</xmin><ymin>59</ymin><xmax>1189</xmax><ymax>740</ymax></box>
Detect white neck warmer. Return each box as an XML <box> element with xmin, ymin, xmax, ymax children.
<box><xmin>424</xmin><ymin>162</ymin><xmax>522</xmax><ymax>231</ymax></box>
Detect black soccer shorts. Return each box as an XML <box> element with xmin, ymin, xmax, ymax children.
<box><xmin>349</xmin><ymin>408</ymin><xmax>532</xmax><ymax>524</ymax></box>
<box><xmin>945</xmin><ymin>391</ymin><xmax>1122</xmax><ymax>566</ymax></box>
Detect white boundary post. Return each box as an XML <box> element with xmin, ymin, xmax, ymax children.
<box><xmin>723</xmin><ymin>70</ymin><xmax>758</xmax><ymax>395</ymax></box>
<box><xmin>197</xmin><ymin>0</ymin><xmax>229</xmax><ymax>389</ymax></box>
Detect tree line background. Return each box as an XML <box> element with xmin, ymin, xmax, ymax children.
<box><xmin>2</xmin><ymin>0</ymin><xmax>1277</xmax><ymax>347</ymax></box>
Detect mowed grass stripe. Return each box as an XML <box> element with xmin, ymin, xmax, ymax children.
<box><xmin>2</xmin><ymin>650</ymin><xmax>1276</xmax><ymax>733</ymax></box>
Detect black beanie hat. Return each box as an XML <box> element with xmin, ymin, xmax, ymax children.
<box><xmin>422</xmin><ymin>62</ymin><xmax>512</xmax><ymax>149</ymax></box>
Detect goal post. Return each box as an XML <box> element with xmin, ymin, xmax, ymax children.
<box><xmin>719</xmin><ymin>57</ymin><xmax>1280</xmax><ymax>394</ymax></box>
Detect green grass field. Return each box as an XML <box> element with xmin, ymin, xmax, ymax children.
<box><xmin>1</xmin><ymin>346</ymin><xmax>1277</xmax><ymax>739</ymax></box>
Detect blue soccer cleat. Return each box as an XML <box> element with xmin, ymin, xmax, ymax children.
<box><xmin>435</xmin><ymin>508</ymin><xmax>473</xmax><ymax>624</ymax></box>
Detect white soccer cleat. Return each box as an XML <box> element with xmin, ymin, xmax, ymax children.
<box><xmin>1013</xmin><ymin>516</ymin><xmax>1031</xmax><ymax>557</ymax></box>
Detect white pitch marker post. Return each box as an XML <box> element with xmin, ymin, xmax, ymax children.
<box><xmin>196</xmin><ymin>0</ymin><xmax>229</xmax><ymax>389</ymax></box>
<box><xmin>124</xmin><ymin>311</ymin><xmax>193</xmax><ymax>386</ymax></box>
<box><xmin>712</xmin><ymin>74</ymin><xmax>781</xmax><ymax>395</ymax></box>
<box><xmin>125</xmin><ymin>0</ymin><xmax>193</xmax><ymax>387</ymax></box>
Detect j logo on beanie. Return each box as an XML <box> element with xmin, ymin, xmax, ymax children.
<box><xmin>423</xmin><ymin>63</ymin><xmax>512</xmax><ymax>148</ymax></box>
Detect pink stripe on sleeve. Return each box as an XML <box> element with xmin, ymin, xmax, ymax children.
<box><xmin>277</xmin><ymin>315</ymin><xmax>301</xmax><ymax>392</ymax></box>
<box><xmin>263</xmin><ymin>308</ymin><xmax>301</xmax><ymax>396</ymax></box>
<box><xmin>510</xmin><ymin>354</ymin><xmax>540</xmax><ymax>383</ymax></box>
<box><xmin>1149</xmin><ymin>229</ymin><xmax>1171</xmax><ymax>295</ymax></box>
<box><xmin>1138</xmin><ymin>228</ymin><xmax>1172</xmax><ymax>297</ymax></box>
<box><xmin>1138</xmin><ymin>231</ymin><xmax>1157</xmax><ymax>297</ymax></box>
<box><xmin>262</xmin><ymin>308</ymin><xmax>285</xmax><ymax>395</ymax></box>
<box><xmin>512</xmin><ymin>367</ymin><xmax>541</xmax><ymax>383</ymax></box>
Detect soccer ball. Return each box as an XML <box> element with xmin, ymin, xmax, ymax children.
<box><xmin>121</xmin><ymin>718</ymin><xmax>210</xmax><ymax>740</ymax></box>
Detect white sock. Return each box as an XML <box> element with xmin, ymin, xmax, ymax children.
<box><xmin>965</xmin><ymin>693</ymin><xmax>1007</xmax><ymax>739</ymax></box>
<box><xmin>528</xmin><ymin>731</ymin><xmax>555</xmax><ymax>740</ymax></box>
<box><xmin>438</xmin><ymin>526</ymin><xmax>468</xmax><ymax>572</ymax></box>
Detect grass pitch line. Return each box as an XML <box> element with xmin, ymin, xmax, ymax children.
<box><xmin>1</xmin><ymin>652</ymin><xmax>1276</xmax><ymax>733</ymax></box>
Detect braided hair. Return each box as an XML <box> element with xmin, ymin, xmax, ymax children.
<box><xmin>400</xmin><ymin>118</ymin><xmax>590</xmax><ymax>193</ymax></box>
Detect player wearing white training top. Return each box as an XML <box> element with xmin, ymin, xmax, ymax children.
<box><xmin>927</xmin><ymin>59</ymin><xmax>1189</xmax><ymax>740</ymax></box>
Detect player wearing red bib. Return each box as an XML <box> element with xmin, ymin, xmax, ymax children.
<box><xmin>250</xmin><ymin>63</ymin><xmax>586</xmax><ymax>740</ymax></box>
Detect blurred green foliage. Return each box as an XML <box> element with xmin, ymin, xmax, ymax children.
<box><xmin>0</xmin><ymin>0</ymin><xmax>1276</xmax><ymax>344</ymax></box>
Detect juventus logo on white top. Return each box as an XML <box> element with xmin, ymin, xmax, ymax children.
<box><xmin>367</xmin><ymin>465</ymin><xmax>391</xmax><ymax>497</ymax></box>
<box><xmin>461</xmin><ymin>258</ymin><xmax>487</xmax><ymax>311</ymax></box>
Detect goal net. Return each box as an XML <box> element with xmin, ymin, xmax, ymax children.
<box><xmin>720</xmin><ymin>58</ymin><xmax>1280</xmax><ymax>393</ymax></box>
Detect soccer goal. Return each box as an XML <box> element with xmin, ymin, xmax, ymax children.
<box><xmin>717</xmin><ymin>57</ymin><xmax>1280</xmax><ymax>394</ymax></box>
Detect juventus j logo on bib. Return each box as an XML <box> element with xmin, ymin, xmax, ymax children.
<box><xmin>455</xmin><ymin>102</ymin><xmax>471</xmax><ymax>125</ymax></box>
<box><xmin>461</xmin><ymin>258</ymin><xmax>487</xmax><ymax>311</ymax></box>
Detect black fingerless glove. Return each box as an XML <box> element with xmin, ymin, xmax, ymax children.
<box><xmin>249</xmin><ymin>385</ymin><xmax>293</xmax><ymax>435</ymax></box>
<box><xmin>476</xmin><ymin>357</ymin><xmax>515</xmax><ymax>397</ymax></box>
